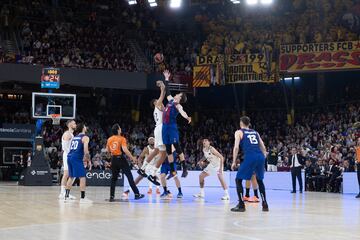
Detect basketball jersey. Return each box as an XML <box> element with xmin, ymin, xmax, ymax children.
<box><xmin>153</xmin><ymin>107</ymin><xmax>163</xmax><ymax>127</ymax></box>
<box><xmin>68</xmin><ymin>133</ymin><xmax>85</xmax><ymax>160</ymax></box>
<box><xmin>61</xmin><ymin>131</ymin><xmax>74</xmax><ymax>155</ymax></box>
<box><xmin>203</xmin><ymin>147</ymin><xmax>220</xmax><ymax>165</ymax></box>
<box><xmin>239</xmin><ymin>129</ymin><xmax>263</xmax><ymax>156</ymax></box>
<box><xmin>356</xmin><ymin>146</ymin><xmax>360</xmax><ymax>163</ymax></box>
<box><xmin>163</xmin><ymin>99</ymin><xmax>178</xmax><ymax>125</ymax></box>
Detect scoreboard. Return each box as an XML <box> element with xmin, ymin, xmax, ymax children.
<box><xmin>41</xmin><ymin>67</ymin><xmax>60</xmax><ymax>89</ymax></box>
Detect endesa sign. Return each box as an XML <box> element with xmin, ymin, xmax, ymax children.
<box><xmin>86</xmin><ymin>170</ymin><xmax>124</xmax><ymax>186</ymax></box>
<box><xmin>279</xmin><ymin>41</ymin><xmax>360</xmax><ymax>73</ymax></box>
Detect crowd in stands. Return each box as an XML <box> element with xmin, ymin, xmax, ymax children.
<box><xmin>196</xmin><ymin>0</ymin><xmax>360</xmax><ymax>56</ymax></box>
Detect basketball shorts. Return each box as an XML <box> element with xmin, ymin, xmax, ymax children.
<box><xmin>63</xmin><ymin>152</ymin><xmax>69</xmax><ymax>171</ymax></box>
<box><xmin>203</xmin><ymin>162</ymin><xmax>221</xmax><ymax>175</ymax></box>
<box><xmin>68</xmin><ymin>157</ymin><xmax>86</xmax><ymax>178</ymax></box>
<box><xmin>161</xmin><ymin>161</ymin><xmax>177</xmax><ymax>175</ymax></box>
<box><xmin>236</xmin><ymin>153</ymin><xmax>265</xmax><ymax>180</ymax></box>
<box><xmin>162</xmin><ymin>124</ymin><xmax>179</xmax><ymax>145</ymax></box>
<box><xmin>154</xmin><ymin>124</ymin><xmax>165</xmax><ymax>151</ymax></box>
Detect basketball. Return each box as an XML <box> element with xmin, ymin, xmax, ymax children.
<box><xmin>154</xmin><ymin>53</ymin><xmax>164</xmax><ymax>63</ymax></box>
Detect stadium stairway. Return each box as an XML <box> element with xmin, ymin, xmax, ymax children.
<box><xmin>1</xmin><ymin>33</ymin><xmax>19</xmax><ymax>56</ymax></box>
<box><xmin>126</xmin><ymin>39</ymin><xmax>151</xmax><ymax>72</ymax></box>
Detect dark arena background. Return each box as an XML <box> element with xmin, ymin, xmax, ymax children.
<box><xmin>0</xmin><ymin>0</ymin><xmax>360</xmax><ymax>239</ymax></box>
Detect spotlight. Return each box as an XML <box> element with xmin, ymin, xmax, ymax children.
<box><xmin>148</xmin><ymin>0</ymin><xmax>157</xmax><ymax>7</ymax></box>
<box><xmin>170</xmin><ymin>0</ymin><xmax>181</xmax><ymax>8</ymax></box>
<box><xmin>230</xmin><ymin>0</ymin><xmax>241</xmax><ymax>4</ymax></box>
<box><xmin>260</xmin><ymin>0</ymin><xmax>273</xmax><ymax>4</ymax></box>
<box><xmin>246</xmin><ymin>0</ymin><xmax>258</xmax><ymax>5</ymax></box>
<box><xmin>128</xmin><ymin>0</ymin><xmax>137</xmax><ymax>5</ymax></box>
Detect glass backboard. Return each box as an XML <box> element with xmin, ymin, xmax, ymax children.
<box><xmin>32</xmin><ymin>92</ymin><xmax>76</xmax><ymax>119</ymax></box>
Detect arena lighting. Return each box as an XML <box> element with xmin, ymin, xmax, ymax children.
<box><xmin>128</xmin><ymin>0</ymin><xmax>137</xmax><ymax>5</ymax></box>
<box><xmin>230</xmin><ymin>0</ymin><xmax>241</xmax><ymax>4</ymax></box>
<box><xmin>148</xmin><ymin>0</ymin><xmax>157</xmax><ymax>7</ymax></box>
<box><xmin>246</xmin><ymin>0</ymin><xmax>258</xmax><ymax>5</ymax></box>
<box><xmin>284</xmin><ymin>77</ymin><xmax>301</xmax><ymax>81</ymax></box>
<box><xmin>260</xmin><ymin>0</ymin><xmax>273</xmax><ymax>4</ymax></box>
<box><xmin>170</xmin><ymin>0</ymin><xmax>182</xmax><ymax>8</ymax></box>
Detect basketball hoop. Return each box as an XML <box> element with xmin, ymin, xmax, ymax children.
<box><xmin>50</xmin><ymin>114</ymin><xmax>61</xmax><ymax>125</ymax></box>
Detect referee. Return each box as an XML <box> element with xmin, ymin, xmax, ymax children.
<box><xmin>106</xmin><ymin>123</ymin><xmax>144</xmax><ymax>202</ymax></box>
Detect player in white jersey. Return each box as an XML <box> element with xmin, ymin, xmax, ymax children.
<box><xmin>193</xmin><ymin>139</ymin><xmax>230</xmax><ymax>200</ymax></box>
<box><xmin>137</xmin><ymin>80</ymin><xmax>168</xmax><ymax>186</ymax></box>
<box><xmin>122</xmin><ymin>137</ymin><xmax>161</xmax><ymax>199</ymax></box>
<box><xmin>58</xmin><ymin>120</ymin><xmax>77</xmax><ymax>199</ymax></box>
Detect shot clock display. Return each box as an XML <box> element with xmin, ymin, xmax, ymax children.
<box><xmin>41</xmin><ymin>67</ymin><xmax>60</xmax><ymax>89</ymax></box>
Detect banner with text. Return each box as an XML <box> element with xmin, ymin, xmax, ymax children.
<box><xmin>196</xmin><ymin>54</ymin><xmax>278</xmax><ymax>84</ymax></box>
<box><xmin>226</xmin><ymin>62</ymin><xmax>277</xmax><ymax>84</ymax></box>
<box><xmin>279</xmin><ymin>41</ymin><xmax>360</xmax><ymax>72</ymax></box>
<box><xmin>193</xmin><ymin>66</ymin><xmax>211</xmax><ymax>87</ymax></box>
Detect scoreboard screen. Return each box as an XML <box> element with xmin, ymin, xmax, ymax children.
<box><xmin>41</xmin><ymin>68</ymin><xmax>60</xmax><ymax>89</ymax></box>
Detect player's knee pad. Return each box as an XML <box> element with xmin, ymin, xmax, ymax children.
<box><xmin>257</xmin><ymin>178</ymin><xmax>265</xmax><ymax>190</ymax></box>
<box><xmin>173</xmin><ymin>142</ymin><xmax>183</xmax><ymax>155</ymax></box>
<box><xmin>166</xmin><ymin>144</ymin><xmax>172</xmax><ymax>155</ymax></box>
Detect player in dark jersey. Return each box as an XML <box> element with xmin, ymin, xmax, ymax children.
<box><xmin>65</xmin><ymin>123</ymin><xmax>92</xmax><ymax>203</ymax></box>
<box><xmin>231</xmin><ymin>116</ymin><xmax>268</xmax><ymax>212</ymax></box>
<box><xmin>162</xmin><ymin>70</ymin><xmax>191</xmax><ymax>179</ymax></box>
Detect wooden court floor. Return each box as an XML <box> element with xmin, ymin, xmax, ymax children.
<box><xmin>0</xmin><ymin>183</ymin><xmax>359</xmax><ymax>240</ymax></box>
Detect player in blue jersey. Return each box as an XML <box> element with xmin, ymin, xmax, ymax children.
<box><xmin>231</xmin><ymin>116</ymin><xmax>269</xmax><ymax>212</ymax></box>
<box><xmin>162</xmin><ymin>70</ymin><xmax>191</xmax><ymax>179</ymax></box>
<box><xmin>64</xmin><ymin>123</ymin><xmax>92</xmax><ymax>203</ymax></box>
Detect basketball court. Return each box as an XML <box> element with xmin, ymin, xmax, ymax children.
<box><xmin>0</xmin><ymin>184</ymin><xmax>358</xmax><ymax>240</ymax></box>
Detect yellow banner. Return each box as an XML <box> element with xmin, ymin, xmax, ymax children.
<box><xmin>279</xmin><ymin>41</ymin><xmax>360</xmax><ymax>72</ymax></box>
<box><xmin>193</xmin><ymin>66</ymin><xmax>211</xmax><ymax>88</ymax></box>
<box><xmin>196</xmin><ymin>54</ymin><xmax>268</xmax><ymax>65</ymax></box>
<box><xmin>226</xmin><ymin>62</ymin><xmax>278</xmax><ymax>84</ymax></box>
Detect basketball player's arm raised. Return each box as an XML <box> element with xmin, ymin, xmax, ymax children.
<box><xmin>163</xmin><ymin>70</ymin><xmax>174</xmax><ymax>101</ymax></box>
<box><xmin>210</xmin><ymin>147</ymin><xmax>225</xmax><ymax>173</ymax></box>
<box><xmin>155</xmin><ymin>81</ymin><xmax>166</xmax><ymax>110</ymax></box>
<box><xmin>176</xmin><ymin>104</ymin><xmax>192</xmax><ymax>124</ymax></box>
<box><xmin>232</xmin><ymin>130</ymin><xmax>243</xmax><ymax>171</ymax></box>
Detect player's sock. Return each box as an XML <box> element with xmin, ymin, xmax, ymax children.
<box><xmin>224</xmin><ymin>189</ymin><xmax>229</xmax><ymax>196</ymax></box>
<box><xmin>254</xmin><ymin>189</ymin><xmax>259</xmax><ymax>198</ymax></box>
<box><xmin>81</xmin><ymin>191</ymin><xmax>85</xmax><ymax>199</ymax></box>
<box><xmin>235</xmin><ymin>179</ymin><xmax>244</xmax><ymax>204</ymax></box>
<box><xmin>257</xmin><ymin>179</ymin><xmax>267</xmax><ymax>204</ymax></box>
<box><xmin>178</xmin><ymin>187</ymin><xmax>182</xmax><ymax>194</ymax></box>
<box><xmin>141</xmin><ymin>161</ymin><xmax>149</xmax><ymax>171</ymax></box>
<box><xmin>245</xmin><ymin>188</ymin><xmax>250</xmax><ymax>198</ymax></box>
<box><xmin>65</xmin><ymin>189</ymin><xmax>70</xmax><ymax>198</ymax></box>
<box><xmin>163</xmin><ymin>186</ymin><xmax>168</xmax><ymax>193</ymax></box>
<box><xmin>200</xmin><ymin>188</ymin><xmax>205</xmax><ymax>196</ymax></box>
<box><xmin>170</xmin><ymin>162</ymin><xmax>175</xmax><ymax>172</ymax></box>
<box><xmin>60</xmin><ymin>186</ymin><xmax>65</xmax><ymax>195</ymax></box>
<box><xmin>181</xmin><ymin>161</ymin><xmax>187</xmax><ymax>170</ymax></box>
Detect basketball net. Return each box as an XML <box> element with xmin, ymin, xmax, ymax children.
<box><xmin>50</xmin><ymin>114</ymin><xmax>61</xmax><ymax>125</ymax></box>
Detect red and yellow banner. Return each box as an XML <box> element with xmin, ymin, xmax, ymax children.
<box><xmin>279</xmin><ymin>41</ymin><xmax>360</xmax><ymax>73</ymax></box>
<box><xmin>193</xmin><ymin>66</ymin><xmax>211</xmax><ymax>87</ymax></box>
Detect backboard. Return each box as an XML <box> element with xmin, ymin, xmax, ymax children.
<box><xmin>32</xmin><ymin>92</ymin><xmax>76</xmax><ymax>120</ymax></box>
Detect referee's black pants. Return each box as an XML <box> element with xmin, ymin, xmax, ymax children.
<box><xmin>110</xmin><ymin>156</ymin><xmax>139</xmax><ymax>198</ymax></box>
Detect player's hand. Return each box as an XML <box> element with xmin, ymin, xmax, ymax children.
<box><xmin>187</xmin><ymin>117</ymin><xmax>192</xmax><ymax>124</ymax></box>
<box><xmin>156</xmin><ymin>80</ymin><xmax>165</xmax><ymax>88</ymax></box>
<box><xmin>231</xmin><ymin>162</ymin><xmax>237</xmax><ymax>171</ymax></box>
<box><xmin>163</xmin><ymin>70</ymin><xmax>171</xmax><ymax>81</ymax></box>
